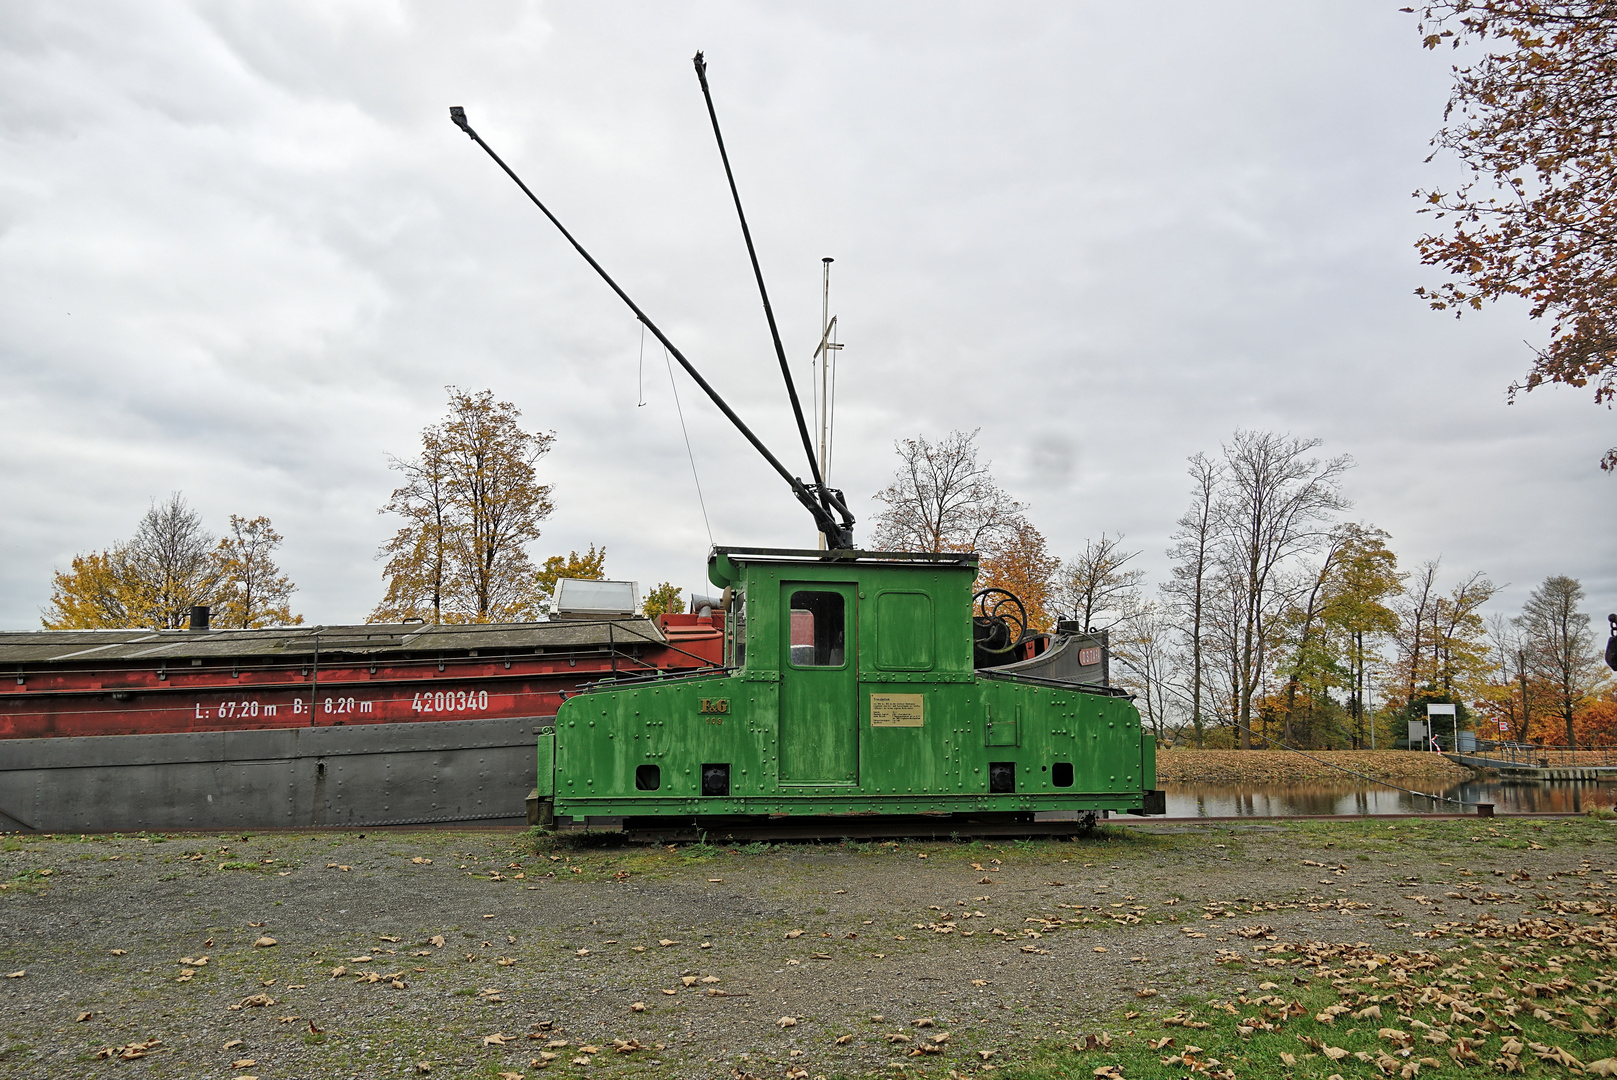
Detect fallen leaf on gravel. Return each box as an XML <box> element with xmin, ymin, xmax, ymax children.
<box><xmin>658</xmin><ymin>938</ymin><xmax>677</xmax><ymax>946</ymax></box>
<box><xmin>110</xmin><ymin>949</ymin><xmax>126</xmax><ymax>956</ymax></box>
<box><xmin>483</xmin><ymin>1033</ymin><xmax>511</xmax><ymax>1046</ymax></box>
<box><xmin>231</xmin><ymin>1059</ymin><xmax>257</xmax><ymax>1068</ymax></box>
<box><xmin>430</xmin><ymin>935</ymin><xmax>446</xmax><ymax>947</ymax></box>
<box><xmin>578</xmin><ymin>1045</ymin><xmax>601</xmax><ymax>1054</ymax></box>
<box><xmin>835</xmin><ymin>1034</ymin><xmax>855</xmax><ymax>1045</ymax></box>
<box><xmin>662</xmin><ymin>988</ymin><xmax>677</xmax><ymax>995</ymax></box>
<box><xmin>253</xmin><ymin>936</ymin><xmax>277</xmax><ymax>948</ymax></box>
<box><xmin>415</xmin><ymin>1064</ymin><xmax>431</xmax><ymax>1074</ymax></box>
<box><xmin>544</xmin><ymin>1040</ymin><xmax>569</xmax><ymax>1049</ymax></box>
<box><xmin>1093</xmin><ymin>946</ymin><xmax>1107</xmax><ymax>953</ymax></box>
<box><xmin>777</xmin><ymin>1017</ymin><xmax>798</xmax><ymax>1028</ymax></box>
<box><xmin>570</xmin><ymin>1056</ymin><xmax>591</xmax><ymax>1065</ymax></box>
<box><xmin>498</xmin><ymin>1073</ymin><xmax>523</xmax><ymax>1080</ymax></box>
<box><xmin>884</xmin><ymin>1033</ymin><xmax>912</xmax><ymax>1043</ymax></box>
<box><xmin>784</xmin><ymin>929</ymin><xmax>804</xmax><ymax>939</ymax></box>
<box><xmin>612</xmin><ymin>1039</ymin><xmax>643</xmax><ymax>1054</ymax></box>
<box><xmin>681</xmin><ymin>976</ymin><xmax>697</xmax><ymax>986</ymax></box>
<box><xmin>913</xmin><ymin>1018</ymin><xmax>936</xmax><ymax>1027</ymax></box>
<box><xmin>412</xmin><ymin>857</ymin><xmax>431</xmax><ymax>865</ymax></box>
<box><xmin>234</xmin><ymin>994</ymin><xmax>274</xmax><ymax>1009</ymax></box>
<box><xmin>1136</xmin><ymin>988</ymin><xmax>1159</xmax><ymax>998</ymax></box>
<box><xmin>5</xmin><ymin>971</ymin><xmax>23</xmax><ymax>978</ymax></box>
<box><xmin>979</xmin><ymin>1050</ymin><xmax>996</xmax><ymax>1061</ymax></box>
<box><xmin>629</xmin><ymin>1002</ymin><xmax>646</xmax><ymax>1012</ymax></box>
<box><xmin>787</xmin><ymin>1068</ymin><xmax>810</xmax><ymax>1080</ymax></box>
<box><xmin>223</xmin><ymin>1040</ymin><xmax>244</xmax><ymax>1049</ymax></box>
<box><xmin>233</xmin><ymin>1075</ymin><xmax>258</xmax><ymax>1080</ymax></box>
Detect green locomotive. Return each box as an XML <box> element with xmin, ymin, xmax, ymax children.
<box><xmin>450</xmin><ymin>56</ymin><xmax>1163</xmax><ymax>835</ymax></box>
<box><xmin>533</xmin><ymin>547</ymin><xmax>1160</xmax><ymax>831</ymax></box>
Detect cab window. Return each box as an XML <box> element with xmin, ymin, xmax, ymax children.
<box><xmin>787</xmin><ymin>591</ymin><xmax>845</xmax><ymax>667</ymax></box>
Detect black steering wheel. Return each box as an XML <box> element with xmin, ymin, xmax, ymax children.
<box><xmin>972</xmin><ymin>587</ymin><xmax>1029</xmax><ymax>655</ymax></box>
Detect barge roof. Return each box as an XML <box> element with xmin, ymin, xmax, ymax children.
<box><xmin>0</xmin><ymin>619</ymin><xmax>668</xmax><ymax>666</ymax></box>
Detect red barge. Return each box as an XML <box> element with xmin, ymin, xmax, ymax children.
<box><xmin>0</xmin><ymin>610</ymin><xmax>723</xmax><ymax>832</ymax></box>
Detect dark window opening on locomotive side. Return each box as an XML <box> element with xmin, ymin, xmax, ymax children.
<box><xmin>701</xmin><ymin>763</ymin><xmax>730</xmax><ymax>797</ymax></box>
<box><xmin>988</xmin><ymin>761</ymin><xmax>1015</xmax><ymax>794</ymax></box>
<box><xmin>729</xmin><ymin>589</ymin><xmax>746</xmax><ymax>667</ymax></box>
<box><xmin>788</xmin><ymin>591</ymin><xmax>845</xmax><ymax>667</ymax></box>
<box><xmin>635</xmin><ymin>764</ymin><xmax>661</xmax><ymax>791</ymax></box>
<box><xmin>1052</xmin><ymin>762</ymin><xmax>1073</xmax><ymax>787</ymax></box>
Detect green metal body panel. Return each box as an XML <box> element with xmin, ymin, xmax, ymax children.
<box><xmin>547</xmin><ymin>548</ymin><xmax>1153</xmax><ymax>820</ymax></box>
<box><xmin>535</xmin><ymin>731</ymin><xmax>555</xmax><ymax>797</ymax></box>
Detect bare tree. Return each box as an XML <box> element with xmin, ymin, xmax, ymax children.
<box><xmin>1054</xmin><ymin>533</ymin><xmax>1146</xmax><ymax>633</ymax></box>
<box><xmin>1163</xmin><ymin>453</ymin><xmax>1221</xmax><ymax>747</ymax></box>
<box><xmin>1214</xmin><ymin>431</ymin><xmax>1352</xmax><ymax>748</ymax></box>
<box><xmin>1111</xmin><ymin>602</ymin><xmax>1183</xmax><ymax>743</ymax></box>
<box><xmin>124</xmin><ymin>493</ymin><xmax>223</xmax><ymax>629</ymax></box>
<box><xmin>1395</xmin><ymin>559</ymin><xmax>1443</xmax><ymax>704</ymax></box>
<box><xmin>1485</xmin><ymin>613</ymin><xmax>1534</xmax><ymax>743</ymax></box>
<box><xmin>1274</xmin><ymin>531</ymin><xmax>1350</xmax><ymax>745</ymax></box>
<box><xmin>1515</xmin><ymin>574</ymin><xmax>1601</xmax><ymax>747</ymax></box>
<box><xmin>870</xmin><ymin>430</ymin><xmax>1024</xmax><ymax>553</ymax></box>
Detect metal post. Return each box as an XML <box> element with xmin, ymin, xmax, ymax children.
<box><xmin>310</xmin><ymin>633</ymin><xmax>319</xmax><ymax>727</ymax></box>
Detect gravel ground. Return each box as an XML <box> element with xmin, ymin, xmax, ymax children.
<box><xmin>1</xmin><ymin>817</ymin><xmax>1611</xmax><ymax>1079</ymax></box>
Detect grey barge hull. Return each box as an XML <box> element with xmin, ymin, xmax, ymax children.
<box><xmin>0</xmin><ymin>715</ymin><xmax>542</xmax><ymax>832</ymax></box>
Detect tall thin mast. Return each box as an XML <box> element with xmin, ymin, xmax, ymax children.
<box><xmin>820</xmin><ymin>257</ymin><xmax>832</xmax><ymax>483</ymax></box>
<box><xmin>813</xmin><ymin>257</ymin><xmax>843</xmax><ymax>485</ymax></box>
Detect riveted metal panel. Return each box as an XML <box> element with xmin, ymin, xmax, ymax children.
<box><xmin>0</xmin><ymin>715</ymin><xmax>544</xmax><ymax>831</ymax></box>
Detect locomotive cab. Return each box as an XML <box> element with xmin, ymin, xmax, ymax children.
<box><xmin>536</xmin><ymin>546</ymin><xmax>1160</xmax><ymax>830</ymax></box>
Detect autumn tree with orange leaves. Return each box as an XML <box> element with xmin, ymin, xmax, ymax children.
<box><xmin>978</xmin><ymin>518</ymin><xmax>1060</xmax><ymax>632</ymax></box>
<box><xmin>372</xmin><ymin>388</ymin><xmax>554</xmax><ymax>624</ymax></box>
<box><xmin>1410</xmin><ymin>2</ymin><xmax>1617</xmax><ymax>469</ymax></box>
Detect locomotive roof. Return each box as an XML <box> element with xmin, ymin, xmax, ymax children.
<box><xmin>0</xmin><ymin>618</ymin><xmax>668</xmax><ymax>667</ymax></box>
<box><xmin>708</xmin><ymin>546</ymin><xmax>978</xmax><ymax>587</ymax></box>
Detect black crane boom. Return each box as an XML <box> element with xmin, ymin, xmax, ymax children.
<box><xmin>449</xmin><ymin>105</ymin><xmax>853</xmax><ymax>550</ymax></box>
<box><xmin>691</xmin><ymin>51</ymin><xmax>852</xmax><ymax>545</ymax></box>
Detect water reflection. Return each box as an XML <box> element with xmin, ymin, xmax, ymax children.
<box><xmin>1159</xmin><ymin>778</ymin><xmax>1617</xmax><ymax>817</ymax></box>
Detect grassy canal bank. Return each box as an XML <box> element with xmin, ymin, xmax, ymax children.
<box><xmin>1156</xmin><ymin>750</ymin><xmax>1478</xmax><ymax>787</ymax></box>
<box><xmin>2</xmin><ymin>816</ymin><xmax>1613</xmax><ymax>1079</ymax></box>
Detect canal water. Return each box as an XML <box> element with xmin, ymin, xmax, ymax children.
<box><xmin>1160</xmin><ymin>777</ymin><xmax>1616</xmax><ymax>817</ymax></box>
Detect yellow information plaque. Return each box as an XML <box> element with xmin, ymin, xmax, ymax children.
<box><xmin>869</xmin><ymin>693</ymin><xmax>924</xmax><ymax>728</ymax></box>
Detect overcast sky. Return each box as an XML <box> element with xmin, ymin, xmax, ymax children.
<box><xmin>1</xmin><ymin>1</ymin><xmax>1611</xmax><ymax>632</ymax></box>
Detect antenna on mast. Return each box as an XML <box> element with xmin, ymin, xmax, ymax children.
<box><xmin>813</xmin><ymin>257</ymin><xmax>843</xmax><ymax>486</ymax></box>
